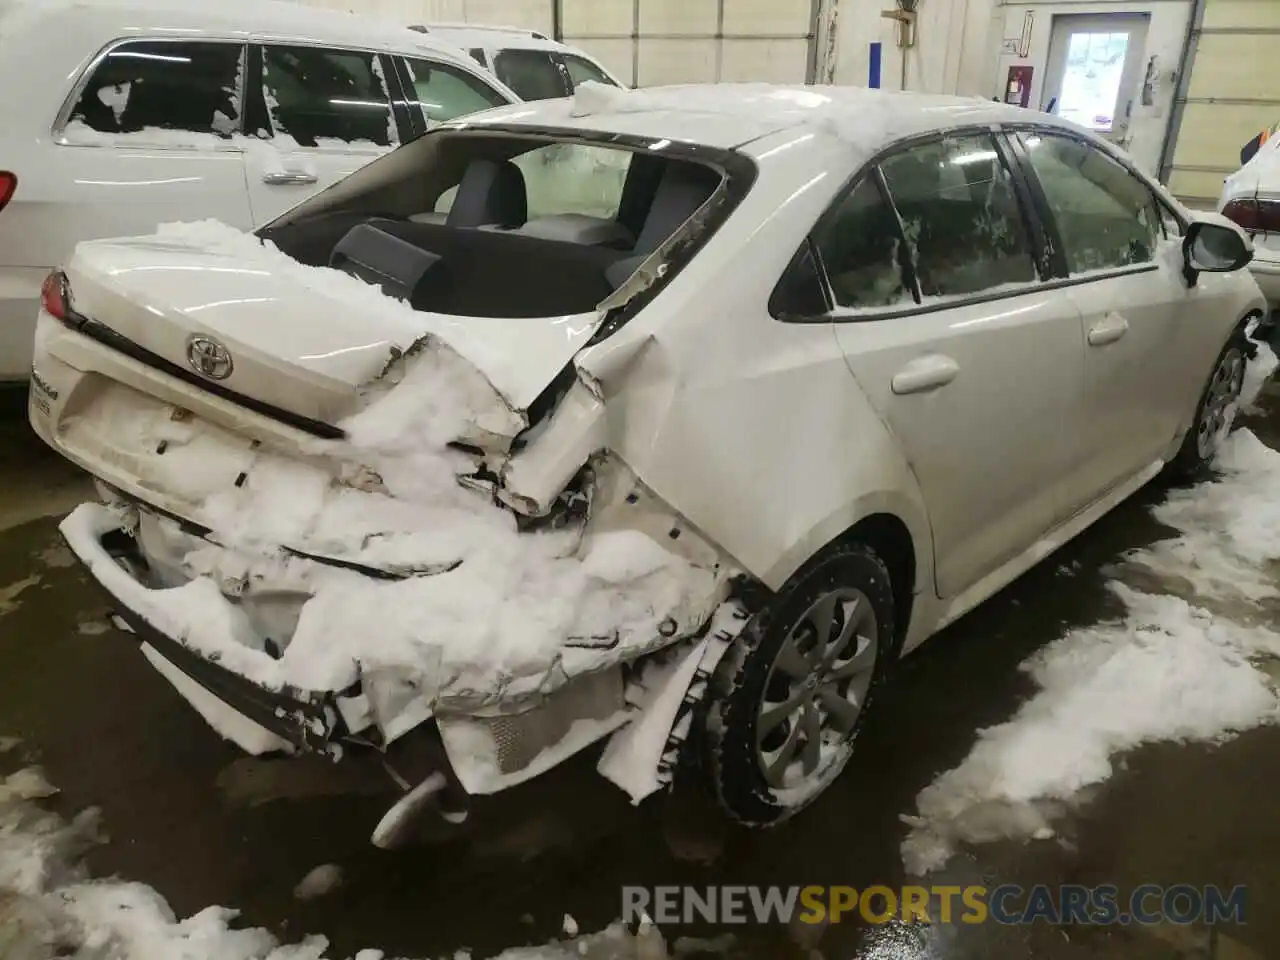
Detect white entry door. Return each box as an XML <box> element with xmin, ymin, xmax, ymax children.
<box><xmin>1041</xmin><ymin>14</ymin><xmax>1150</xmax><ymax>148</ymax></box>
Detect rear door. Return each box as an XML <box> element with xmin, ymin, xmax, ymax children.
<box><xmin>243</xmin><ymin>42</ymin><xmax>398</xmax><ymax>226</ymax></box>
<box><xmin>39</xmin><ymin>39</ymin><xmax>253</xmax><ymax>257</ymax></box>
<box><xmin>1011</xmin><ymin>128</ymin><xmax>1193</xmax><ymax>512</ymax></box>
<box><xmin>828</xmin><ymin>131</ymin><xmax>1086</xmax><ymax>600</ymax></box>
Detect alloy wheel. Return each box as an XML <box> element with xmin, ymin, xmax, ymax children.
<box><xmin>1196</xmin><ymin>348</ymin><xmax>1245</xmax><ymax>461</ymax></box>
<box><xmin>756</xmin><ymin>587</ymin><xmax>878</xmax><ymax>791</ymax></box>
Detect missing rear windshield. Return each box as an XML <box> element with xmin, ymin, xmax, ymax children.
<box><xmin>257</xmin><ymin>127</ymin><xmax>755</xmax><ymax>324</ymax></box>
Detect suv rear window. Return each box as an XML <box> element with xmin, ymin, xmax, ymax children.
<box><xmin>492</xmin><ymin>49</ymin><xmax>567</xmax><ymax>101</ymax></box>
<box><xmin>67</xmin><ymin>40</ymin><xmax>243</xmax><ymax>136</ymax></box>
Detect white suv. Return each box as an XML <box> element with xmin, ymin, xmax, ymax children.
<box><xmin>408</xmin><ymin>23</ymin><xmax>625</xmax><ymax>100</ymax></box>
<box><xmin>0</xmin><ymin>0</ymin><xmax>516</xmax><ymax>380</ymax></box>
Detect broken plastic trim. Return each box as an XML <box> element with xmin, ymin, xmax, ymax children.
<box><xmin>116</xmin><ymin>493</ymin><xmax>438</xmax><ymax>583</ymax></box>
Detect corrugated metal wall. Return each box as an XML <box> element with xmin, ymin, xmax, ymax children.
<box><xmin>286</xmin><ymin>0</ymin><xmax>821</xmax><ymax>85</ymax></box>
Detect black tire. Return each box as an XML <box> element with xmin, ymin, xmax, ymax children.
<box><xmin>1166</xmin><ymin>326</ymin><xmax>1251</xmax><ymax>480</ymax></box>
<box><xmin>701</xmin><ymin>543</ymin><xmax>896</xmax><ymax>826</ymax></box>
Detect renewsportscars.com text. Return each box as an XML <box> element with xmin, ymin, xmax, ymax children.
<box><xmin>622</xmin><ymin>884</ymin><xmax>1247</xmax><ymax>926</ymax></box>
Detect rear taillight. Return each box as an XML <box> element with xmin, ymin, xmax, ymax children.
<box><xmin>1222</xmin><ymin>197</ymin><xmax>1280</xmax><ymax>233</ymax></box>
<box><xmin>40</xmin><ymin>270</ymin><xmax>69</xmax><ymax>322</ymax></box>
<box><xmin>0</xmin><ymin>171</ymin><xmax>16</xmax><ymax>213</ymax></box>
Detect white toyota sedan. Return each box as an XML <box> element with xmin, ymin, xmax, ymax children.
<box><xmin>30</xmin><ymin>83</ymin><xmax>1267</xmax><ymax>841</ymax></box>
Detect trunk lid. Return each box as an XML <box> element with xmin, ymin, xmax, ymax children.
<box><xmin>65</xmin><ymin>229</ymin><xmax>603</xmax><ymax>431</ymax></box>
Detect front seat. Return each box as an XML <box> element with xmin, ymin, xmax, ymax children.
<box><xmin>447</xmin><ymin>159</ymin><xmax>528</xmax><ymax>229</ymax></box>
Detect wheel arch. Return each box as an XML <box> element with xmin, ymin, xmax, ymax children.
<box><xmin>760</xmin><ymin>492</ymin><xmax>933</xmax><ymax>653</ymax></box>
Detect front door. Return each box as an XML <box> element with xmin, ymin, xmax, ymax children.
<box><xmin>1013</xmin><ymin>129</ymin><xmax>1189</xmax><ymax>513</ymax></box>
<box><xmin>820</xmin><ymin>132</ymin><xmax>1085</xmax><ymax>600</ymax></box>
<box><xmin>243</xmin><ymin>42</ymin><xmax>397</xmax><ymax>226</ymax></box>
<box><xmin>1041</xmin><ymin>14</ymin><xmax>1150</xmax><ymax>149</ymax></box>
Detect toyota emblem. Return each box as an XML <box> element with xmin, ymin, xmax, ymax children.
<box><xmin>186</xmin><ymin>334</ymin><xmax>233</xmax><ymax>381</ymax></box>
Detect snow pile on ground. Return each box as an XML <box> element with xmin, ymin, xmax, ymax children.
<box><xmin>901</xmin><ymin>427</ymin><xmax>1280</xmax><ymax>875</ymax></box>
<box><xmin>0</xmin><ymin>754</ymin><xmax>666</xmax><ymax>960</ymax></box>
<box><xmin>69</xmin><ymin>220</ymin><xmax>723</xmax><ymax>703</ymax></box>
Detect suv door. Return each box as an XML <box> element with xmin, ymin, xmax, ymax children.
<box><xmin>1010</xmin><ymin>129</ymin><xmax>1195</xmax><ymax>511</ymax></box>
<box><xmin>243</xmin><ymin>42</ymin><xmax>399</xmax><ymax>225</ymax></box>
<box><xmin>826</xmin><ymin>132</ymin><xmax>1086</xmax><ymax>600</ymax></box>
<box><xmin>51</xmin><ymin>39</ymin><xmax>253</xmax><ymax>240</ymax></box>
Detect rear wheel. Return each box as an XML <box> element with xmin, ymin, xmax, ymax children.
<box><xmin>701</xmin><ymin>544</ymin><xmax>895</xmax><ymax>826</ymax></box>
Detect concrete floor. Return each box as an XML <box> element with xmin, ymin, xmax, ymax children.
<box><xmin>0</xmin><ymin>384</ymin><xmax>1278</xmax><ymax>960</ymax></box>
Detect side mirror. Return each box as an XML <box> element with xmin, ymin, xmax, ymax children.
<box><xmin>1182</xmin><ymin>219</ymin><xmax>1253</xmax><ymax>286</ymax></box>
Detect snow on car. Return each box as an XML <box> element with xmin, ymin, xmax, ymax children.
<box><xmin>29</xmin><ymin>81</ymin><xmax>1269</xmax><ymax>842</ymax></box>
<box><xmin>1221</xmin><ymin>127</ymin><xmax>1280</xmax><ymax>310</ymax></box>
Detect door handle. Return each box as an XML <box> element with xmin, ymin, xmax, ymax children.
<box><xmin>262</xmin><ymin>171</ymin><xmax>318</xmax><ymax>186</ymax></box>
<box><xmin>1087</xmin><ymin>312</ymin><xmax>1129</xmax><ymax>346</ymax></box>
<box><xmin>891</xmin><ymin>354</ymin><xmax>959</xmax><ymax>395</ymax></box>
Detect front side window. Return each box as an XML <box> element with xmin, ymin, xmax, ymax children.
<box><xmin>261</xmin><ymin>45</ymin><xmax>393</xmax><ymax>147</ymax></box>
<box><xmin>493</xmin><ymin>49</ymin><xmax>568</xmax><ymax>101</ymax></box>
<box><xmin>468</xmin><ymin>48</ymin><xmax>488</xmax><ymax>68</ymax></box>
<box><xmin>812</xmin><ymin>176</ymin><xmax>912</xmax><ymax>309</ymax></box>
<box><xmin>402</xmin><ymin>56</ymin><xmax>508</xmax><ymax>126</ymax></box>
<box><xmin>881</xmin><ymin>133</ymin><xmax>1037</xmax><ymax>299</ymax></box>
<box><xmin>563</xmin><ymin>54</ymin><xmax>615</xmax><ymax>90</ymax></box>
<box><xmin>1019</xmin><ymin>132</ymin><xmax>1161</xmax><ymax>272</ymax></box>
<box><xmin>67</xmin><ymin>40</ymin><xmax>243</xmax><ymax>136</ymax></box>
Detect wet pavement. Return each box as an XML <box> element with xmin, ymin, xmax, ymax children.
<box><xmin>0</xmin><ymin>382</ymin><xmax>1278</xmax><ymax>960</ymax></box>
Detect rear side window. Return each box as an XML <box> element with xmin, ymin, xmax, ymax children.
<box><xmin>812</xmin><ymin>176</ymin><xmax>912</xmax><ymax>309</ymax></box>
<box><xmin>493</xmin><ymin>49</ymin><xmax>567</xmax><ymax>101</ymax></box>
<box><xmin>261</xmin><ymin>45</ymin><xmax>393</xmax><ymax>147</ymax></box>
<box><xmin>67</xmin><ymin>40</ymin><xmax>243</xmax><ymax>136</ymax></box>
<box><xmin>562</xmin><ymin>54</ymin><xmax>615</xmax><ymax>89</ymax></box>
<box><xmin>881</xmin><ymin>133</ymin><xmax>1037</xmax><ymax>299</ymax></box>
<box><xmin>1019</xmin><ymin>132</ymin><xmax>1160</xmax><ymax>273</ymax></box>
<box><xmin>402</xmin><ymin>56</ymin><xmax>508</xmax><ymax>125</ymax></box>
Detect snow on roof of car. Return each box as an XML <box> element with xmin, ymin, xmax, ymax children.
<box><xmin>16</xmin><ymin>0</ymin><xmax>472</xmax><ymax>61</ymax></box>
<box><xmin>452</xmin><ymin>81</ymin><xmax>1057</xmax><ymax>153</ymax></box>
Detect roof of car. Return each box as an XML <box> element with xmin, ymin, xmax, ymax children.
<box><xmin>454</xmin><ymin>82</ymin><xmax>1069</xmax><ymax>153</ymax></box>
<box><xmin>412</xmin><ymin>23</ymin><xmax>612</xmax><ymax>62</ymax></box>
<box><xmin>16</xmin><ymin>0</ymin><xmax>475</xmax><ymax>60</ymax></box>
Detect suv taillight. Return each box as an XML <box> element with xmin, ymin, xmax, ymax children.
<box><xmin>1222</xmin><ymin>197</ymin><xmax>1280</xmax><ymax>233</ymax></box>
<box><xmin>40</xmin><ymin>270</ymin><xmax>69</xmax><ymax>322</ymax></box>
<box><xmin>0</xmin><ymin>171</ymin><xmax>17</xmax><ymax>213</ymax></box>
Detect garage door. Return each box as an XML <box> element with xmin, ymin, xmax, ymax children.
<box><xmin>559</xmin><ymin>0</ymin><xmax>819</xmax><ymax>86</ymax></box>
<box><xmin>1161</xmin><ymin>0</ymin><xmax>1280</xmax><ymax>207</ymax></box>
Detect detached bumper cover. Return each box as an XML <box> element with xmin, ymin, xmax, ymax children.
<box><xmin>61</xmin><ymin>504</ymin><xmax>346</xmax><ymax>755</ymax></box>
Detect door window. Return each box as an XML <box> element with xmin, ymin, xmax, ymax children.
<box><xmin>492</xmin><ymin>49</ymin><xmax>568</xmax><ymax>101</ymax></box>
<box><xmin>880</xmin><ymin>134</ymin><xmax>1037</xmax><ymax>299</ymax></box>
<box><xmin>67</xmin><ymin>40</ymin><xmax>244</xmax><ymax>137</ymax></box>
<box><xmin>562</xmin><ymin>54</ymin><xmax>615</xmax><ymax>89</ymax></box>
<box><xmin>1019</xmin><ymin>132</ymin><xmax>1160</xmax><ymax>272</ymax></box>
<box><xmin>261</xmin><ymin>45</ymin><xmax>394</xmax><ymax>147</ymax></box>
<box><xmin>402</xmin><ymin>56</ymin><xmax>508</xmax><ymax>125</ymax></box>
<box><xmin>812</xmin><ymin>176</ymin><xmax>913</xmax><ymax>309</ymax></box>
<box><xmin>468</xmin><ymin>48</ymin><xmax>488</xmax><ymax>68</ymax></box>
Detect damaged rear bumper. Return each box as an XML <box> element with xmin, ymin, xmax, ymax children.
<box><xmin>63</xmin><ymin>505</ymin><xmax>350</xmax><ymax>756</ymax></box>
